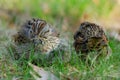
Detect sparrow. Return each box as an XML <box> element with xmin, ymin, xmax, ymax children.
<box><xmin>12</xmin><ymin>18</ymin><xmax>70</xmax><ymax>62</ymax></box>
<box><xmin>74</xmin><ymin>22</ymin><xmax>111</xmax><ymax>60</ymax></box>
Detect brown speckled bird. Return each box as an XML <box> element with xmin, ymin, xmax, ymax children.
<box><xmin>74</xmin><ymin>22</ymin><xmax>111</xmax><ymax>60</ymax></box>
<box><xmin>12</xmin><ymin>18</ymin><xmax>69</xmax><ymax>61</ymax></box>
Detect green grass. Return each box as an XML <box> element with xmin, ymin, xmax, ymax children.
<box><xmin>0</xmin><ymin>0</ymin><xmax>119</xmax><ymax>80</ymax></box>
<box><xmin>0</xmin><ymin>30</ymin><xmax>120</xmax><ymax>80</ymax></box>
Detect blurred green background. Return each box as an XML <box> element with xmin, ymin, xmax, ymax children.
<box><xmin>0</xmin><ymin>0</ymin><xmax>117</xmax><ymax>33</ymax></box>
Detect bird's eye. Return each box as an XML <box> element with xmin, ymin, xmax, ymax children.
<box><xmin>30</xmin><ymin>30</ymin><xmax>33</xmax><ymax>34</ymax></box>
<box><xmin>28</xmin><ymin>20</ymin><xmax>33</xmax><ymax>25</ymax></box>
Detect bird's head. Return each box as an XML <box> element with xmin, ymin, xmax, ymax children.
<box><xmin>20</xmin><ymin>18</ymin><xmax>48</xmax><ymax>40</ymax></box>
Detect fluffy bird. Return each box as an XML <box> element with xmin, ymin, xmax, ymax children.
<box><xmin>12</xmin><ymin>18</ymin><xmax>69</xmax><ymax>61</ymax></box>
<box><xmin>74</xmin><ymin>22</ymin><xmax>111</xmax><ymax>60</ymax></box>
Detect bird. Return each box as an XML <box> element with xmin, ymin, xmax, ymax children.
<box><xmin>28</xmin><ymin>18</ymin><xmax>60</xmax><ymax>54</ymax></box>
<box><xmin>73</xmin><ymin>22</ymin><xmax>111</xmax><ymax>60</ymax></box>
<box><xmin>12</xmin><ymin>18</ymin><xmax>70</xmax><ymax>61</ymax></box>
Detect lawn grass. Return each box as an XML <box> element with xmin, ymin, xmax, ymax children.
<box><xmin>0</xmin><ymin>27</ymin><xmax>120</xmax><ymax>80</ymax></box>
<box><xmin>0</xmin><ymin>0</ymin><xmax>119</xmax><ymax>80</ymax></box>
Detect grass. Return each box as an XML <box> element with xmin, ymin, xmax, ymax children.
<box><xmin>0</xmin><ymin>27</ymin><xmax>120</xmax><ymax>80</ymax></box>
<box><xmin>0</xmin><ymin>0</ymin><xmax>119</xmax><ymax>80</ymax></box>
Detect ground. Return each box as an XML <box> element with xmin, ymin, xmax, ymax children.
<box><xmin>0</xmin><ymin>0</ymin><xmax>120</xmax><ymax>80</ymax></box>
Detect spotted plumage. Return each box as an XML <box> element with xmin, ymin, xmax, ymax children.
<box><xmin>74</xmin><ymin>22</ymin><xmax>111</xmax><ymax>60</ymax></box>
<box><xmin>12</xmin><ymin>18</ymin><xmax>69</xmax><ymax>61</ymax></box>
